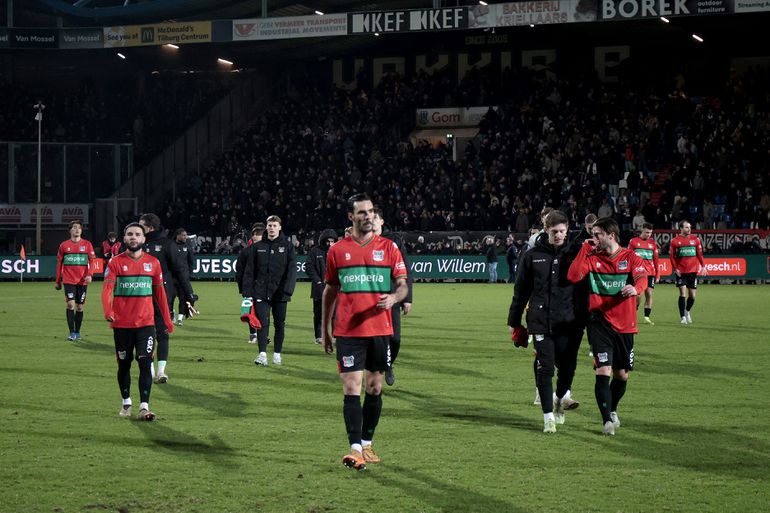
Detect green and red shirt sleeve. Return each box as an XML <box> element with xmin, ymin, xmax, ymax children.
<box><xmin>101</xmin><ymin>259</ymin><xmax>117</xmax><ymax>320</ymax></box>
<box><xmin>631</xmin><ymin>252</ymin><xmax>648</xmax><ymax>296</ymax></box>
<box><xmin>153</xmin><ymin>268</ymin><xmax>174</xmax><ymax>333</ymax></box>
<box><xmin>669</xmin><ymin>239</ymin><xmax>678</xmax><ymax>272</ymax></box>
<box><xmin>55</xmin><ymin>243</ymin><xmax>64</xmax><ymax>284</ymax></box>
<box><xmin>567</xmin><ymin>241</ymin><xmax>593</xmax><ymax>283</ymax></box>
<box><xmin>86</xmin><ymin>241</ymin><xmax>96</xmax><ymax>279</ymax></box>
<box><xmin>653</xmin><ymin>241</ymin><xmax>661</xmax><ymax>281</ymax></box>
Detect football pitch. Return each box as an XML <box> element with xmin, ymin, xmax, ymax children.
<box><xmin>1</xmin><ymin>281</ymin><xmax>769</xmax><ymax>513</ymax></box>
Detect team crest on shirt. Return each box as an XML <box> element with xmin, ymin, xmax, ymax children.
<box><xmin>278</xmin><ymin>247</ymin><xmax>285</xmax><ymax>253</ymax></box>
<box><xmin>122</xmin><ymin>265</ymin><xmax>128</xmax><ymax>271</ymax></box>
<box><xmin>143</xmin><ymin>263</ymin><xmax>152</xmax><ymax>272</ymax></box>
<box><xmin>345</xmin><ymin>253</ymin><xmax>351</xmax><ymax>261</ymax></box>
<box><xmin>155</xmin><ymin>245</ymin><xmax>162</xmax><ymax>251</ymax></box>
<box><xmin>689</xmin><ymin>240</ymin><xmax>695</xmax><ymax>245</ymax></box>
<box><xmin>372</xmin><ymin>250</ymin><xmax>384</xmax><ymax>262</ymax></box>
<box><xmin>342</xmin><ymin>355</ymin><xmax>355</xmax><ymax>367</ymax></box>
<box><xmin>618</xmin><ymin>260</ymin><xmax>628</xmax><ymax>271</ymax></box>
<box><xmin>79</xmin><ymin>246</ymin><xmax>85</xmax><ymax>251</ymax></box>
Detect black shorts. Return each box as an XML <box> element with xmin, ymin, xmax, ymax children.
<box><xmin>586</xmin><ymin>315</ymin><xmax>634</xmax><ymax>371</ymax></box>
<box><xmin>647</xmin><ymin>276</ymin><xmax>656</xmax><ymax>289</ymax></box>
<box><xmin>113</xmin><ymin>326</ymin><xmax>156</xmax><ymax>362</ymax></box>
<box><xmin>675</xmin><ymin>273</ymin><xmax>698</xmax><ymax>289</ymax></box>
<box><xmin>64</xmin><ymin>284</ymin><xmax>88</xmax><ymax>304</ymax></box>
<box><xmin>335</xmin><ymin>336</ymin><xmax>391</xmax><ymax>373</ymax></box>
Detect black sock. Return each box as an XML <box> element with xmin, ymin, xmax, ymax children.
<box><xmin>678</xmin><ymin>297</ymin><xmax>686</xmax><ymax>317</ymax></box>
<box><xmin>537</xmin><ymin>368</ymin><xmax>555</xmax><ymax>413</ymax></box>
<box><xmin>610</xmin><ymin>378</ymin><xmax>627</xmax><ymax>411</ymax></box>
<box><xmin>343</xmin><ymin>395</ymin><xmax>363</xmax><ymax>446</ymax></box>
<box><xmin>74</xmin><ymin>311</ymin><xmax>83</xmax><ymax>332</ymax></box>
<box><xmin>686</xmin><ymin>298</ymin><xmax>694</xmax><ymax>312</ymax></box>
<box><xmin>117</xmin><ymin>358</ymin><xmax>132</xmax><ymax>400</ymax></box>
<box><xmin>361</xmin><ymin>393</ymin><xmax>383</xmax><ymax>441</ymax></box>
<box><xmin>595</xmin><ymin>375</ymin><xmax>612</xmax><ymax>423</ymax></box>
<box><xmin>66</xmin><ymin>309</ymin><xmax>75</xmax><ymax>332</ymax></box>
<box><xmin>137</xmin><ymin>357</ymin><xmax>153</xmax><ymax>404</ymax></box>
<box><xmin>644</xmin><ymin>307</ymin><xmax>651</xmax><ymax>317</ymax></box>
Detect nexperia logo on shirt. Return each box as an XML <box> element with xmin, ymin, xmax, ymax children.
<box><xmin>676</xmin><ymin>246</ymin><xmax>697</xmax><ymax>258</ymax></box>
<box><xmin>339</xmin><ymin>266</ymin><xmax>391</xmax><ymax>293</ymax></box>
<box><xmin>115</xmin><ymin>276</ymin><xmax>153</xmax><ymax>296</ymax></box>
<box><xmin>589</xmin><ymin>272</ymin><xmax>627</xmax><ymax>296</ymax></box>
<box><xmin>634</xmin><ymin>248</ymin><xmax>654</xmax><ymax>260</ymax></box>
<box><xmin>63</xmin><ymin>253</ymin><xmax>89</xmax><ymax>265</ymax></box>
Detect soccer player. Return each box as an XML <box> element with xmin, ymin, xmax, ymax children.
<box><xmin>101</xmin><ymin>223</ymin><xmax>174</xmax><ymax>421</ymax></box>
<box><xmin>669</xmin><ymin>220</ymin><xmax>706</xmax><ymax>324</ymax></box>
<box><xmin>172</xmin><ymin>228</ymin><xmax>196</xmax><ymax>326</ymax></box>
<box><xmin>509</xmin><ymin>210</ymin><xmax>584</xmax><ymax>433</ymax></box>
<box><xmin>242</xmin><ymin>215</ymin><xmax>297</xmax><ymax>366</ymax></box>
<box><xmin>567</xmin><ymin>217</ymin><xmax>647</xmax><ymax>436</ymax></box>
<box><xmin>55</xmin><ymin>220</ymin><xmax>96</xmax><ymax>340</ymax></box>
<box><xmin>139</xmin><ymin>213</ymin><xmax>194</xmax><ymax>383</ymax></box>
<box><xmin>628</xmin><ymin>222</ymin><xmax>661</xmax><ymax>324</ymax></box>
<box><xmin>307</xmin><ymin>228</ymin><xmax>338</xmax><ymax>345</ymax></box>
<box><xmin>372</xmin><ymin>207</ymin><xmax>413</xmax><ymax>386</ymax></box>
<box><xmin>236</xmin><ymin>223</ymin><xmax>264</xmax><ymax>344</ymax></box>
<box><xmin>321</xmin><ymin>193</ymin><xmax>408</xmax><ymax>470</ymax></box>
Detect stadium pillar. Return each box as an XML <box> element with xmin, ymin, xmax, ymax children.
<box><xmin>262</xmin><ymin>0</ymin><xmax>267</xmax><ymax>17</ymax></box>
<box><xmin>7</xmin><ymin>0</ymin><xmax>12</xmax><ymax>27</ymax></box>
<box><xmin>35</xmin><ymin>101</ymin><xmax>44</xmax><ymax>255</ymax></box>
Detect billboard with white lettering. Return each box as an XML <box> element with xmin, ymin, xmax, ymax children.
<box><xmin>599</xmin><ymin>0</ymin><xmax>732</xmax><ymax>20</ymax></box>
<box><xmin>348</xmin><ymin>8</ymin><xmax>470</xmax><ymax>34</ymax></box>
<box><xmin>415</xmin><ymin>107</ymin><xmax>495</xmax><ymax>128</ymax></box>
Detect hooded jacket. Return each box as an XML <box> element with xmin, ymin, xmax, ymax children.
<box><xmin>242</xmin><ymin>232</ymin><xmax>297</xmax><ymax>302</ymax></box>
<box><xmin>144</xmin><ymin>229</ymin><xmax>193</xmax><ymax>298</ymax></box>
<box><xmin>307</xmin><ymin>229</ymin><xmax>338</xmax><ymax>300</ymax></box>
<box><xmin>508</xmin><ymin>232</ymin><xmax>578</xmax><ymax>335</ymax></box>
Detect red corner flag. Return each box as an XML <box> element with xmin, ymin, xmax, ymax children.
<box><xmin>20</xmin><ymin>244</ymin><xmax>26</xmax><ymax>261</ymax></box>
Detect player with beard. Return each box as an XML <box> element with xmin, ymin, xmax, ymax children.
<box><xmin>628</xmin><ymin>222</ymin><xmax>661</xmax><ymax>324</ymax></box>
<box><xmin>55</xmin><ymin>220</ymin><xmax>96</xmax><ymax>340</ymax></box>
<box><xmin>101</xmin><ymin>223</ymin><xmax>174</xmax><ymax>421</ymax></box>
<box><xmin>669</xmin><ymin>220</ymin><xmax>706</xmax><ymax>324</ymax></box>
<box><xmin>567</xmin><ymin>217</ymin><xmax>647</xmax><ymax>435</ymax></box>
<box><xmin>321</xmin><ymin>194</ymin><xmax>408</xmax><ymax>470</ymax></box>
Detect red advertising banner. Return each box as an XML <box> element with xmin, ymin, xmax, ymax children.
<box><xmin>657</xmin><ymin>257</ymin><xmax>747</xmax><ymax>277</ymax></box>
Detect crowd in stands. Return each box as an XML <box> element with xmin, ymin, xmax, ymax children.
<box><xmin>160</xmin><ymin>61</ymin><xmax>770</xmax><ymax>255</ymax></box>
<box><xmin>0</xmin><ymin>71</ymin><xmax>238</xmax><ymax>166</ymax></box>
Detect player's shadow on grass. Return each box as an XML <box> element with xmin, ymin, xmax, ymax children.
<box><xmin>370</xmin><ymin>463</ymin><xmax>527</xmax><ymax>512</ymax></box>
<box><xmin>392</xmin><ymin>389</ymin><xmax>532</xmax><ymax>430</ymax></box>
<box><xmin>72</xmin><ymin>338</ymin><xmax>113</xmax><ymax>354</ymax></box>
<box><xmin>638</xmin><ymin>353</ymin><xmax>759</xmax><ymax>380</ymax></box>
<box><xmin>400</xmin><ymin>359</ymin><xmax>489</xmax><ymax>380</ymax></box>
<box><xmin>134</xmin><ymin>421</ymin><xmax>239</xmax><ymax>469</ymax></box>
<box><xmin>157</xmin><ymin>383</ymin><xmax>249</xmax><ymax>418</ymax></box>
<box><xmin>566</xmin><ymin>419</ymin><xmax>770</xmax><ymax>480</ymax></box>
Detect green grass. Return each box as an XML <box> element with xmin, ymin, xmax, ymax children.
<box><xmin>1</xmin><ymin>281</ymin><xmax>769</xmax><ymax>513</ymax></box>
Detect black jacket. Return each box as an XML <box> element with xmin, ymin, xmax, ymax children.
<box><xmin>307</xmin><ymin>229</ymin><xmax>337</xmax><ymax>300</ymax></box>
<box><xmin>174</xmin><ymin>239</ymin><xmax>195</xmax><ymax>276</ymax></box>
<box><xmin>508</xmin><ymin>233</ymin><xmax>578</xmax><ymax>335</ymax></box>
<box><xmin>383</xmin><ymin>231</ymin><xmax>413</xmax><ymax>304</ymax></box>
<box><xmin>144</xmin><ymin>229</ymin><xmax>193</xmax><ymax>297</ymax></box>
<box><xmin>242</xmin><ymin>232</ymin><xmax>297</xmax><ymax>302</ymax></box>
<box><xmin>235</xmin><ymin>242</ymin><xmax>255</xmax><ymax>295</ymax></box>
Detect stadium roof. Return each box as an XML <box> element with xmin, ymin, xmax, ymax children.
<box><xmin>31</xmin><ymin>0</ymin><xmax>434</xmax><ymax>25</ymax></box>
